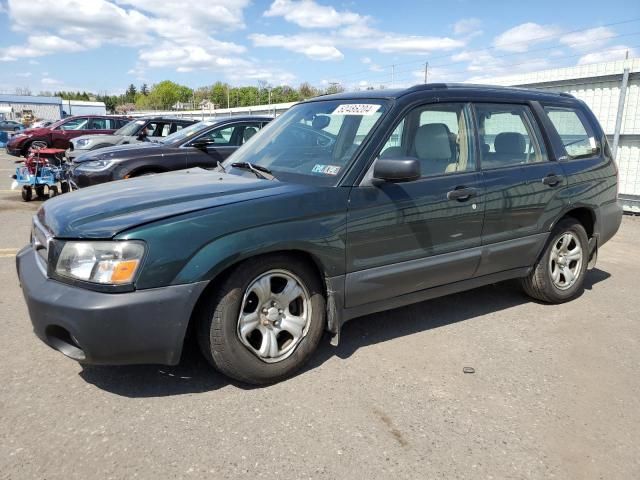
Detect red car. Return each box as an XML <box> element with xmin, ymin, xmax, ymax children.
<box><xmin>5</xmin><ymin>115</ymin><xmax>130</xmax><ymax>157</ymax></box>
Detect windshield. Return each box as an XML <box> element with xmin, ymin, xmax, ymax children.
<box><xmin>48</xmin><ymin>118</ymin><xmax>68</xmax><ymax>129</ymax></box>
<box><xmin>115</xmin><ymin>119</ymin><xmax>146</xmax><ymax>136</ymax></box>
<box><xmin>223</xmin><ymin>99</ymin><xmax>388</xmax><ymax>186</ymax></box>
<box><xmin>161</xmin><ymin>120</ymin><xmax>216</xmax><ymax>145</ymax></box>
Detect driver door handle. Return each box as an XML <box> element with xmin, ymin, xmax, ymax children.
<box><xmin>447</xmin><ymin>186</ymin><xmax>478</xmax><ymax>201</ymax></box>
<box><xmin>542</xmin><ymin>174</ymin><xmax>563</xmax><ymax>187</ymax></box>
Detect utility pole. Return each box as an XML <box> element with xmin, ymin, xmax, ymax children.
<box><xmin>391</xmin><ymin>65</ymin><xmax>395</xmax><ymax>88</ymax></box>
<box><xmin>424</xmin><ymin>62</ymin><xmax>429</xmax><ymax>84</ymax></box>
<box><xmin>226</xmin><ymin>85</ymin><xmax>230</xmax><ymax>109</ymax></box>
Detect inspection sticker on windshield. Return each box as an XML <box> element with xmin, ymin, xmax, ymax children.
<box><xmin>333</xmin><ymin>104</ymin><xmax>380</xmax><ymax>116</ymax></box>
<box><xmin>312</xmin><ymin>164</ymin><xmax>341</xmax><ymax>175</ymax></box>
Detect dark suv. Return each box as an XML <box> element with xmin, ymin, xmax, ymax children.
<box><xmin>17</xmin><ymin>84</ymin><xmax>622</xmax><ymax>384</ymax></box>
<box><xmin>69</xmin><ymin>116</ymin><xmax>271</xmax><ymax>187</ymax></box>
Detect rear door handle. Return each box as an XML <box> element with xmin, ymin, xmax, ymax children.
<box><xmin>542</xmin><ymin>174</ymin><xmax>563</xmax><ymax>186</ymax></box>
<box><xmin>447</xmin><ymin>186</ymin><xmax>478</xmax><ymax>201</ymax></box>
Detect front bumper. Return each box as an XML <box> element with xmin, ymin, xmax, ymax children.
<box><xmin>6</xmin><ymin>143</ymin><xmax>22</xmax><ymax>156</ymax></box>
<box><xmin>69</xmin><ymin>165</ymin><xmax>113</xmax><ymax>188</ymax></box>
<box><xmin>17</xmin><ymin>246</ymin><xmax>208</xmax><ymax>365</ymax></box>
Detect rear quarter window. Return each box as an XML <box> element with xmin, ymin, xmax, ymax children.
<box><xmin>544</xmin><ymin>106</ymin><xmax>599</xmax><ymax>160</ymax></box>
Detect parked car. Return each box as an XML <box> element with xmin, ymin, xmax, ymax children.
<box><xmin>5</xmin><ymin>115</ymin><xmax>130</xmax><ymax>157</ymax></box>
<box><xmin>0</xmin><ymin>120</ymin><xmax>24</xmax><ymax>132</ymax></box>
<box><xmin>67</xmin><ymin>117</ymin><xmax>198</xmax><ymax>160</ymax></box>
<box><xmin>17</xmin><ymin>84</ymin><xmax>622</xmax><ymax>385</ymax></box>
<box><xmin>69</xmin><ymin>116</ymin><xmax>271</xmax><ymax>187</ymax></box>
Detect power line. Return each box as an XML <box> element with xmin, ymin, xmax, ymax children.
<box><xmin>343</xmin><ymin>31</ymin><xmax>640</xmax><ymax>87</ymax></box>
<box><xmin>373</xmin><ymin>43</ymin><xmax>640</xmax><ymax>87</ymax></box>
<box><xmin>327</xmin><ymin>17</ymin><xmax>640</xmax><ymax>83</ymax></box>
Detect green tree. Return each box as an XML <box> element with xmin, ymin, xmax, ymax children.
<box><xmin>125</xmin><ymin>84</ymin><xmax>137</xmax><ymax>103</ymax></box>
<box><xmin>140</xmin><ymin>83</ymin><xmax>149</xmax><ymax>96</ymax></box>
<box><xmin>299</xmin><ymin>82</ymin><xmax>318</xmax><ymax>99</ymax></box>
<box><xmin>143</xmin><ymin>80</ymin><xmax>193</xmax><ymax>110</ymax></box>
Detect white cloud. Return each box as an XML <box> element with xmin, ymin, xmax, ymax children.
<box><xmin>16</xmin><ymin>72</ymin><xmax>32</xmax><ymax>77</ymax></box>
<box><xmin>264</xmin><ymin>0</ymin><xmax>365</xmax><ymax>28</ymax></box>
<box><xmin>493</xmin><ymin>22</ymin><xmax>561</xmax><ymax>52</ymax></box>
<box><xmin>0</xmin><ymin>0</ymin><xmax>299</xmax><ymax>84</ymax></box>
<box><xmin>255</xmin><ymin>0</ymin><xmax>464</xmax><ymax>59</ymax></box>
<box><xmin>1</xmin><ymin>35</ymin><xmax>85</xmax><ymax>61</ymax></box>
<box><xmin>453</xmin><ymin>18</ymin><xmax>482</xmax><ymax>37</ymax></box>
<box><xmin>374</xmin><ymin>35</ymin><xmax>463</xmax><ymax>54</ymax></box>
<box><xmin>41</xmin><ymin>77</ymin><xmax>62</xmax><ymax>85</ymax></box>
<box><xmin>251</xmin><ymin>29</ymin><xmax>463</xmax><ymax>60</ymax></box>
<box><xmin>578</xmin><ymin>45</ymin><xmax>635</xmax><ymax>65</ymax></box>
<box><xmin>250</xmin><ymin>33</ymin><xmax>343</xmax><ymax>60</ymax></box>
<box><xmin>560</xmin><ymin>27</ymin><xmax>615</xmax><ymax>51</ymax></box>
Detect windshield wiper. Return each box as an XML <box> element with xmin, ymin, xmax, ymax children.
<box><xmin>230</xmin><ymin>162</ymin><xmax>276</xmax><ymax>180</ymax></box>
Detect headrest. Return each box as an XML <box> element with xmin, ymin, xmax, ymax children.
<box><xmin>243</xmin><ymin>127</ymin><xmax>257</xmax><ymax>141</ymax></box>
<box><xmin>415</xmin><ymin>123</ymin><xmax>452</xmax><ymax>160</ymax></box>
<box><xmin>494</xmin><ymin>132</ymin><xmax>525</xmax><ymax>155</ymax></box>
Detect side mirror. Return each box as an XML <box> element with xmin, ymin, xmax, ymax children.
<box><xmin>190</xmin><ymin>138</ymin><xmax>215</xmax><ymax>150</ymax></box>
<box><xmin>373</xmin><ymin>157</ymin><xmax>421</xmax><ymax>183</ymax></box>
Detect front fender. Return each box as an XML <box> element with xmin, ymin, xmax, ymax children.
<box><xmin>172</xmin><ymin>216</ymin><xmax>346</xmax><ymax>285</ymax></box>
<box><xmin>118</xmin><ymin>186</ymin><xmax>349</xmax><ymax>289</ymax></box>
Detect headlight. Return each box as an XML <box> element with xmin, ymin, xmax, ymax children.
<box><xmin>55</xmin><ymin>241</ymin><xmax>145</xmax><ymax>285</ymax></box>
<box><xmin>75</xmin><ymin>159</ymin><xmax>114</xmax><ymax>171</ymax></box>
<box><xmin>75</xmin><ymin>139</ymin><xmax>90</xmax><ymax>148</ymax></box>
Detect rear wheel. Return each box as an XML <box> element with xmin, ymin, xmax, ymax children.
<box><xmin>521</xmin><ymin>218</ymin><xmax>589</xmax><ymax>303</ymax></box>
<box><xmin>197</xmin><ymin>254</ymin><xmax>326</xmax><ymax>385</ymax></box>
<box><xmin>49</xmin><ymin>185</ymin><xmax>59</xmax><ymax>197</ymax></box>
<box><xmin>60</xmin><ymin>181</ymin><xmax>70</xmax><ymax>194</ymax></box>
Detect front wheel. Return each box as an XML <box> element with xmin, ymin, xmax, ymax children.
<box><xmin>21</xmin><ymin>186</ymin><xmax>32</xmax><ymax>202</ymax></box>
<box><xmin>197</xmin><ymin>254</ymin><xmax>326</xmax><ymax>385</ymax></box>
<box><xmin>521</xmin><ymin>218</ymin><xmax>589</xmax><ymax>303</ymax></box>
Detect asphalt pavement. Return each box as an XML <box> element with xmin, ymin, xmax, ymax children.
<box><xmin>1</xmin><ymin>150</ymin><xmax>638</xmax><ymax>479</ymax></box>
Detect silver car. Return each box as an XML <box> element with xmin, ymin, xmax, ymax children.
<box><xmin>67</xmin><ymin>117</ymin><xmax>196</xmax><ymax>160</ymax></box>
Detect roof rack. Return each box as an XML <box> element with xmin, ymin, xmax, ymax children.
<box><xmin>558</xmin><ymin>92</ymin><xmax>575</xmax><ymax>98</ymax></box>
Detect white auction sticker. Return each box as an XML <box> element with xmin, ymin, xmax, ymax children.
<box><xmin>333</xmin><ymin>104</ymin><xmax>381</xmax><ymax>116</ymax></box>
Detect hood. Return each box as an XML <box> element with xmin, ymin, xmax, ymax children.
<box><xmin>38</xmin><ymin>168</ymin><xmax>302</xmax><ymax>238</ymax></box>
<box><xmin>73</xmin><ymin>141</ymin><xmax>164</xmax><ymax>162</ymax></box>
<box><xmin>20</xmin><ymin>127</ymin><xmax>50</xmax><ymax>136</ymax></box>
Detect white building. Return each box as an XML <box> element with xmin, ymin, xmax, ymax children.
<box><xmin>0</xmin><ymin>94</ymin><xmax>63</xmax><ymax>122</ymax></box>
<box><xmin>479</xmin><ymin>58</ymin><xmax>640</xmax><ymax>212</ymax></box>
<box><xmin>61</xmin><ymin>100</ymin><xmax>106</xmax><ymax>116</ymax></box>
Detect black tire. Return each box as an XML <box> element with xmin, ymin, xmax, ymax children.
<box><xmin>21</xmin><ymin>142</ymin><xmax>32</xmax><ymax>157</ymax></box>
<box><xmin>35</xmin><ymin>186</ymin><xmax>47</xmax><ymax>199</ymax></box>
<box><xmin>21</xmin><ymin>186</ymin><xmax>32</xmax><ymax>202</ymax></box>
<box><xmin>49</xmin><ymin>185</ymin><xmax>58</xmax><ymax>197</ymax></box>
<box><xmin>197</xmin><ymin>254</ymin><xmax>326</xmax><ymax>385</ymax></box>
<box><xmin>60</xmin><ymin>181</ymin><xmax>70</xmax><ymax>194</ymax></box>
<box><xmin>521</xmin><ymin>218</ymin><xmax>589</xmax><ymax>303</ymax></box>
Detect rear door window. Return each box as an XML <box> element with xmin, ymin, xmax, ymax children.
<box><xmin>474</xmin><ymin>104</ymin><xmax>547</xmax><ymax>169</ymax></box>
<box><xmin>544</xmin><ymin>107</ymin><xmax>599</xmax><ymax>159</ymax></box>
<box><xmin>88</xmin><ymin>118</ymin><xmax>109</xmax><ymax>130</ymax></box>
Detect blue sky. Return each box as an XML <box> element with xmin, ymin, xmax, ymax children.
<box><xmin>0</xmin><ymin>0</ymin><xmax>639</xmax><ymax>95</ymax></box>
